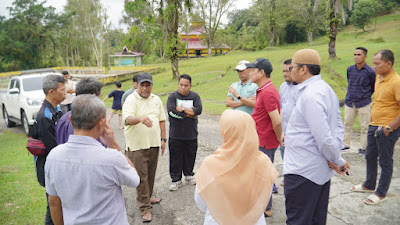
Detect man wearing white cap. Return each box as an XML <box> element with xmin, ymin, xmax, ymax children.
<box><xmin>225</xmin><ymin>60</ymin><xmax>258</xmax><ymax>115</ymax></box>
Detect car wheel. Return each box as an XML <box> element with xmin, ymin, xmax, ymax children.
<box><xmin>2</xmin><ymin>106</ymin><xmax>16</xmax><ymax>127</ymax></box>
<box><xmin>21</xmin><ymin>111</ymin><xmax>33</xmax><ymax>137</ymax></box>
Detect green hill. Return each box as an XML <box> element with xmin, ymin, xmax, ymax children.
<box><xmin>103</xmin><ymin>13</ymin><xmax>400</xmax><ymax>115</ymax></box>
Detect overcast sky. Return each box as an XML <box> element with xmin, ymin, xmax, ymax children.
<box><xmin>0</xmin><ymin>0</ymin><xmax>252</xmax><ymax>32</ymax></box>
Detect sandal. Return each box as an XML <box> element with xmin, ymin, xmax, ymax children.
<box><xmin>364</xmin><ymin>194</ymin><xmax>387</xmax><ymax>205</ymax></box>
<box><xmin>150</xmin><ymin>197</ymin><xmax>162</xmax><ymax>204</ymax></box>
<box><xmin>142</xmin><ymin>212</ymin><xmax>152</xmax><ymax>223</ymax></box>
<box><xmin>264</xmin><ymin>210</ymin><xmax>273</xmax><ymax>217</ymax></box>
<box><xmin>350</xmin><ymin>184</ymin><xmax>374</xmax><ymax>193</ymax></box>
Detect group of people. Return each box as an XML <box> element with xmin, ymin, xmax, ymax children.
<box><xmin>32</xmin><ymin>70</ymin><xmax>203</xmax><ymax>224</ymax></box>
<box><xmin>30</xmin><ymin>47</ymin><xmax>399</xmax><ymax>225</ymax></box>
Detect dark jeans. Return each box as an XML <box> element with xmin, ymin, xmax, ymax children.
<box><xmin>169</xmin><ymin>138</ymin><xmax>198</xmax><ymax>182</ymax></box>
<box><xmin>259</xmin><ymin>147</ymin><xmax>276</xmax><ymax>211</ymax></box>
<box><xmin>45</xmin><ymin>192</ymin><xmax>54</xmax><ymax>225</ymax></box>
<box><xmin>284</xmin><ymin>174</ymin><xmax>330</xmax><ymax>225</ymax></box>
<box><xmin>363</xmin><ymin>126</ymin><xmax>400</xmax><ymax>197</ymax></box>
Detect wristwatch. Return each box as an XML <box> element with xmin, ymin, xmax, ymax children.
<box><xmin>237</xmin><ymin>96</ymin><xmax>241</xmax><ymax>100</ymax></box>
<box><xmin>161</xmin><ymin>138</ymin><xmax>167</xmax><ymax>142</ymax></box>
<box><xmin>385</xmin><ymin>125</ymin><xmax>393</xmax><ymax>132</ymax></box>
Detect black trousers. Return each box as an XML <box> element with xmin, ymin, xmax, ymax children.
<box><xmin>284</xmin><ymin>174</ymin><xmax>331</xmax><ymax>225</ymax></box>
<box><xmin>169</xmin><ymin>138</ymin><xmax>198</xmax><ymax>182</ymax></box>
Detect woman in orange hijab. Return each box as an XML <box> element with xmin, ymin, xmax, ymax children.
<box><xmin>195</xmin><ymin>109</ymin><xmax>278</xmax><ymax>225</ymax></box>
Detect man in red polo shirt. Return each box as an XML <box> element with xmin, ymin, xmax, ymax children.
<box><xmin>246</xmin><ymin>58</ymin><xmax>282</xmax><ymax>217</ymax></box>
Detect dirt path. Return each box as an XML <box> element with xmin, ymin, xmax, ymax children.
<box><xmin>1</xmin><ymin>110</ymin><xmax>399</xmax><ymax>224</ymax></box>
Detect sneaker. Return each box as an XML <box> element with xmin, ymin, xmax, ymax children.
<box><xmin>185</xmin><ymin>176</ymin><xmax>196</xmax><ymax>185</ymax></box>
<box><xmin>358</xmin><ymin>149</ymin><xmax>366</xmax><ymax>155</ymax></box>
<box><xmin>169</xmin><ymin>180</ymin><xmax>182</xmax><ymax>191</ymax></box>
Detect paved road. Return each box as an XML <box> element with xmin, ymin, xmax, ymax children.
<box><xmin>1</xmin><ymin>110</ymin><xmax>399</xmax><ymax>225</ymax></box>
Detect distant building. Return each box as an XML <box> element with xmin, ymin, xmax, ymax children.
<box><xmin>110</xmin><ymin>46</ymin><xmax>145</xmax><ymax>67</ymax></box>
<box><xmin>180</xmin><ymin>23</ymin><xmax>230</xmax><ymax>58</ymax></box>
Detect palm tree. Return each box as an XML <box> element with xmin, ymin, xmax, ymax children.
<box><xmin>326</xmin><ymin>0</ymin><xmax>353</xmax><ymax>59</ymax></box>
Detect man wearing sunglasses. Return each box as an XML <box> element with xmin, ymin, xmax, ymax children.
<box><xmin>343</xmin><ymin>47</ymin><xmax>376</xmax><ymax>155</ymax></box>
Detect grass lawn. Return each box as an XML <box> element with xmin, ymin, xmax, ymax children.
<box><xmin>0</xmin><ymin>131</ymin><xmax>46</xmax><ymax>224</ymax></box>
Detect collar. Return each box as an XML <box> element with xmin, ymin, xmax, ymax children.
<box><xmin>379</xmin><ymin>70</ymin><xmax>396</xmax><ymax>83</ymax></box>
<box><xmin>256</xmin><ymin>81</ymin><xmax>272</xmax><ymax>92</ymax></box>
<box><xmin>43</xmin><ymin>99</ymin><xmax>62</xmax><ymax>114</ymax></box>
<box><xmin>296</xmin><ymin>75</ymin><xmax>322</xmax><ymax>91</ymax></box>
<box><xmin>239</xmin><ymin>79</ymin><xmax>252</xmax><ymax>86</ymax></box>
<box><xmin>133</xmin><ymin>90</ymin><xmax>154</xmax><ymax>100</ymax></box>
<box><xmin>68</xmin><ymin>135</ymin><xmax>105</xmax><ymax>148</ymax></box>
<box><xmin>354</xmin><ymin>63</ymin><xmax>367</xmax><ymax>70</ymax></box>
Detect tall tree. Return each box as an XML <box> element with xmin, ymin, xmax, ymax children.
<box><xmin>64</xmin><ymin>0</ymin><xmax>106</xmax><ymax>67</ymax></box>
<box><xmin>253</xmin><ymin>0</ymin><xmax>292</xmax><ymax>47</ymax></box>
<box><xmin>326</xmin><ymin>0</ymin><xmax>353</xmax><ymax>59</ymax></box>
<box><xmin>124</xmin><ymin>0</ymin><xmax>192</xmax><ymax>79</ymax></box>
<box><xmin>197</xmin><ymin>0</ymin><xmax>235</xmax><ymax>56</ymax></box>
<box><xmin>0</xmin><ymin>0</ymin><xmax>66</xmax><ymax>71</ymax></box>
<box><xmin>294</xmin><ymin>0</ymin><xmax>325</xmax><ymax>46</ymax></box>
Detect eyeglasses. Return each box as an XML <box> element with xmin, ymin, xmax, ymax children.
<box><xmin>289</xmin><ymin>65</ymin><xmax>301</xmax><ymax>72</ymax></box>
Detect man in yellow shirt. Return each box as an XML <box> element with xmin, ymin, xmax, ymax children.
<box><xmin>122</xmin><ymin>72</ymin><xmax>166</xmax><ymax>222</ymax></box>
<box><xmin>350</xmin><ymin>49</ymin><xmax>400</xmax><ymax>205</ymax></box>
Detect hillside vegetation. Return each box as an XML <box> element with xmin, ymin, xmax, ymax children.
<box><xmin>103</xmin><ymin>13</ymin><xmax>400</xmax><ymax>115</ymax></box>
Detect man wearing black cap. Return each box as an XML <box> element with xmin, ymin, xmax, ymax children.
<box><xmin>246</xmin><ymin>58</ymin><xmax>282</xmax><ymax>217</ymax></box>
<box><xmin>122</xmin><ymin>72</ymin><xmax>166</xmax><ymax>223</ymax></box>
<box><xmin>60</xmin><ymin>71</ymin><xmax>75</xmax><ymax>114</ymax></box>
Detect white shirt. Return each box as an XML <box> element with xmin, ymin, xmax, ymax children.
<box><xmin>284</xmin><ymin>75</ymin><xmax>345</xmax><ymax>185</ymax></box>
<box><xmin>45</xmin><ymin>135</ymin><xmax>140</xmax><ymax>225</ymax></box>
<box><xmin>279</xmin><ymin>82</ymin><xmax>299</xmax><ymax>134</ymax></box>
<box><xmin>60</xmin><ymin>80</ymin><xmax>75</xmax><ymax>105</ymax></box>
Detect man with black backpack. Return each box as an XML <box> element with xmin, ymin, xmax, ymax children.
<box><xmin>167</xmin><ymin>74</ymin><xmax>202</xmax><ymax>191</ymax></box>
<box><xmin>32</xmin><ymin>74</ymin><xmax>66</xmax><ymax>225</ymax></box>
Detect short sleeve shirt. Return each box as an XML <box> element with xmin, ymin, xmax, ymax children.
<box><xmin>123</xmin><ymin>91</ymin><xmax>166</xmax><ymax>151</ymax></box>
<box><xmin>252</xmin><ymin>81</ymin><xmax>280</xmax><ymax>149</ymax></box>
<box><xmin>45</xmin><ymin>135</ymin><xmax>140</xmax><ymax>225</ymax></box>
<box><xmin>61</xmin><ymin>80</ymin><xmax>76</xmax><ymax>105</ymax></box>
<box><xmin>108</xmin><ymin>90</ymin><xmax>125</xmax><ymax>110</ymax></box>
<box><xmin>121</xmin><ymin>87</ymin><xmax>135</xmax><ymax>104</ymax></box>
<box><xmin>227</xmin><ymin>80</ymin><xmax>258</xmax><ymax>115</ymax></box>
<box><xmin>370</xmin><ymin>70</ymin><xmax>400</xmax><ymax>126</ymax></box>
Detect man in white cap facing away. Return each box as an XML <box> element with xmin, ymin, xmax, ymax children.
<box><xmin>225</xmin><ymin>60</ymin><xmax>258</xmax><ymax>115</ymax></box>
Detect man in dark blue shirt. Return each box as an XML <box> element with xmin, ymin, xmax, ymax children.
<box><xmin>32</xmin><ymin>74</ymin><xmax>66</xmax><ymax>225</ymax></box>
<box><xmin>344</xmin><ymin>47</ymin><xmax>376</xmax><ymax>155</ymax></box>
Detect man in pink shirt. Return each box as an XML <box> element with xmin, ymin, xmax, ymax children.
<box><xmin>246</xmin><ymin>58</ymin><xmax>282</xmax><ymax>217</ymax></box>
